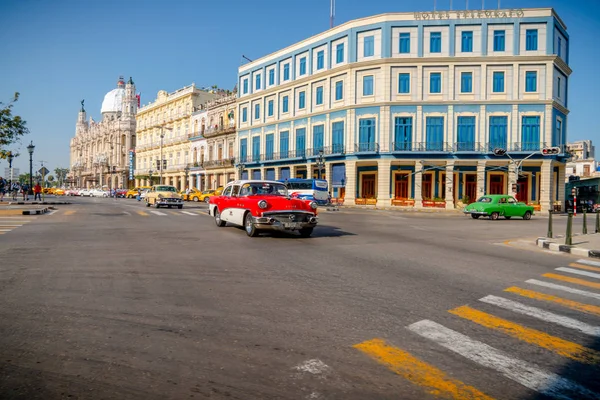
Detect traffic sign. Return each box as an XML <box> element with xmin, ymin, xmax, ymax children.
<box><xmin>38</xmin><ymin>167</ymin><xmax>49</xmax><ymax>176</ymax></box>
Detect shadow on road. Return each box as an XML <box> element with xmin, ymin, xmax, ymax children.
<box><xmin>235</xmin><ymin>225</ymin><xmax>355</xmax><ymax>239</ymax></box>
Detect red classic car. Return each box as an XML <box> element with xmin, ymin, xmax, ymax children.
<box><xmin>208</xmin><ymin>180</ymin><xmax>318</xmax><ymax>237</ymax></box>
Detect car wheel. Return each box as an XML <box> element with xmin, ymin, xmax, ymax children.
<box><xmin>471</xmin><ymin>214</ymin><xmax>480</xmax><ymax>219</ymax></box>
<box><xmin>154</xmin><ymin>201</ymin><xmax>160</xmax><ymax>208</ymax></box>
<box><xmin>145</xmin><ymin>200</ymin><xmax>150</xmax><ymax>207</ymax></box>
<box><xmin>168</xmin><ymin>205</ymin><xmax>172</xmax><ymax>208</ymax></box>
<box><xmin>244</xmin><ymin>212</ymin><xmax>259</xmax><ymax>237</ymax></box>
<box><xmin>178</xmin><ymin>205</ymin><xmax>183</xmax><ymax>209</ymax></box>
<box><xmin>204</xmin><ymin>197</ymin><xmax>210</xmax><ymax>203</ymax></box>
<box><xmin>193</xmin><ymin>197</ymin><xmax>199</xmax><ymax>202</ymax></box>
<box><xmin>127</xmin><ymin>195</ymin><xmax>132</xmax><ymax>198</ymax></box>
<box><xmin>505</xmin><ymin>216</ymin><xmax>512</xmax><ymax>220</ymax></box>
<box><xmin>523</xmin><ymin>211</ymin><xmax>532</xmax><ymax>220</ymax></box>
<box><xmin>490</xmin><ymin>212</ymin><xmax>499</xmax><ymax>220</ymax></box>
<box><xmin>299</xmin><ymin>228</ymin><xmax>313</xmax><ymax>238</ymax></box>
<box><xmin>214</xmin><ymin>208</ymin><xmax>226</xmax><ymax>227</ymax></box>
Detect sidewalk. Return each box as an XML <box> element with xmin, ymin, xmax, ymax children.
<box><xmin>0</xmin><ymin>204</ymin><xmax>50</xmax><ymax>216</ymax></box>
<box><xmin>536</xmin><ymin>232</ymin><xmax>600</xmax><ymax>259</ymax></box>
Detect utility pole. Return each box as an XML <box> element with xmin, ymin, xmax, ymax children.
<box><xmin>39</xmin><ymin>160</ymin><xmax>48</xmax><ymax>201</ymax></box>
<box><xmin>330</xmin><ymin>0</ymin><xmax>335</xmax><ymax>29</ymax></box>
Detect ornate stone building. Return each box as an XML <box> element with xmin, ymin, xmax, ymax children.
<box><xmin>70</xmin><ymin>76</ymin><xmax>137</xmax><ymax>188</ymax></box>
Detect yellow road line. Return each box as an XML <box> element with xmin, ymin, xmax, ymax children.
<box><xmin>543</xmin><ymin>273</ymin><xmax>600</xmax><ymax>290</ymax></box>
<box><xmin>137</xmin><ymin>211</ymin><xmax>149</xmax><ymax>217</ymax></box>
<box><xmin>569</xmin><ymin>262</ymin><xmax>600</xmax><ymax>273</ymax></box>
<box><xmin>64</xmin><ymin>210</ymin><xmax>76</xmax><ymax>216</ymax></box>
<box><xmin>353</xmin><ymin>338</ymin><xmax>494</xmax><ymax>400</ymax></box>
<box><xmin>449</xmin><ymin>305</ymin><xmax>600</xmax><ymax>364</ymax></box>
<box><xmin>505</xmin><ymin>287</ymin><xmax>600</xmax><ymax>317</ymax></box>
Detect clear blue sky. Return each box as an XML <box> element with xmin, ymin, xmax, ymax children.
<box><xmin>1</xmin><ymin>0</ymin><xmax>598</xmax><ymax>175</ymax></box>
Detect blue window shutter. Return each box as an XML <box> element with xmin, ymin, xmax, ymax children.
<box><xmin>526</xmin><ymin>29</ymin><xmax>538</xmax><ymax>51</ymax></box>
<box><xmin>457</xmin><ymin>116</ymin><xmax>476</xmax><ymax>151</ymax></box>
<box><xmin>243</xmin><ymin>79</ymin><xmax>248</xmax><ymax>94</ymax></box>
<box><xmin>430</xmin><ymin>73</ymin><xmax>441</xmax><ymax>93</ymax></box>
<box><xmin>493</xmin><ymin>30</ymin><xmax>505</xmax><ymax>51</ymax></box>
<box><xmin>493</xmin><ymin>71</ymin><xmax>504</xmax><ymax>93</ymax></box>
<box><xmin>336</xmin><ymin>43</ymin><xmax>344</xmax><ymax>63</ymax></box>
<box><xmin>316</xmin><ymin>87</ymin><xmax>323</xmax><ymax>105</ymax></box>
<box><xmin>331</xmin><ymin>121</ymin><xmax>344</xmax><ymax>153</ymax></box>
<box><xmin>265</xmin><ymin>169</ymin><xmax>275</xmax><ymax>180</ymax></box>
<box><xmin>521</xmin><ymin>116</ymin><xmax>540</xmax><ymax>151</ymax></box>
<box><xmin>399</xmin><ymin>33</ymin><xmax>410</xmax><ymax>53</ymax></box>
<box><xmin>335</xmin><ymin>81</ymin><xmax>343</xmax><ymax>100</ymax></box>
<box><xmin>279</xmin><ymin>131</ymin><xmax>289</xmax><ymax>157</ymax></box>
<box><xmin>267</xmin><ymin>100</ymin><xmax>274</xmax><ymax>116</ymax></box>
<box><xmin>312</xmin><ymin>125</ymin><xmax>324</xmax><ymax>152</ymax></box>
<box><xmin>299</xmin><ymin>57</ymin><xmax>306</xmax><ymax>75</ymax></box>
<box><xmin>461</xmin><ymin>72</ymin><xmax>472</xmax><ymax>93</ymax></box>
<box><xmin>358</xmin><ymin>118</ymin><xmax>376</xmax><ymax>151</ymax></box>
<box><xmin>331</xmin><ymin>164</ymin><xmax>346</xmax><ymax>186</ymax></box>
<box><xmin>489</xmin><ymin>116</ymin><xmax>508</xmax><ymax>151</ymax></box>
<box><xmin>255</xmin><ymin>74</ymin><xmax>261</xmax><ymax>90</ymax></box>
<box><xmin>251</xmin><ymin>136</ymin><xmax>260</xmax><ymax>162</ymax></box>
<box><xmin>557</xmin><ymin>37</ymin><xmax>562</xmax><ymax>57</ymax></box>
<box><xmin>282</xmin><ymin>96</ymin><xmax>288</xmax><ymax>113</ymax></box>
<box><xmin>254</xmin><ymin>104</ymin><xmax>260</xmax><ymax>119</ymax></box>
<box><xmin>425</xmin><ymin>117</ymin><xmax>444</xmax><ymax>151</ymax></box>
<box><xmin>364</xmin><ymin>35</ymin><xmax>374</xmax><ymax>57</ymax></box>
<box><xmin>280</xmin><ymin>167</ymin><xmax>290</xmax><ymax>180</ymax></box>
<box><xmin>393</xmin><ymin>117</ymin><xmax>412</xmax><ymax>150</ymax></box>
<box><xmin>363</xmin><ymin>75</ymin><xmax>374</xmax><ymax>96</ymax></box>
<box><xmin>299</xmin><ymin>92</ymin><xmax>305</xmax><ymax>109</ymax></box>
<box><xmin>240</xmin><ymin>139</ymin><xmax>247</xmax><ymax>161</ymax></box>
<box><xmin>461</xmin><ymin>31</ymin><xmax>473</xmax><ymax>52</ymax></box>
<box><xmin>525</xmin><ymin>71</ymin><xmax>537</xmax><ymax>92</ymax></box>
<box><xmin>265</xmin><ymin>134</ymin><xmax>274</xmax><ymax>160</ymax></box>
<box><xmin>242</xmin><ymin>107</ymin><xmax>247</xmax><ymax>122</ymax></box>
<box><xmin>268</xmin><ymin>69</ymin><xmax>274</xmax><ymax>86</ymax></box>
<box><xmin>283</xmin><ymin>64</ymin><xmax>290</xmax><ymax>80</ymax></box>
<box><xmin>317</xmin><ymin>51</ymin><xmax>324</xmax><ymax>69</ymax></box>
<box><xmin>252</xmin><ymin>170</ymin><xmax>261</xmax><ymax>180</ymax></box>
<box><xmin>296</xmin><ymin>128</ymin><xmax>306</xmax><ymax>157</ymax></box>
<box><xmin>430</xmin><ymin>32</ymin><xmax>441</xmax><ymax>53</ymax></box>
<box><xmin>398</xmin><ymin>73</ymin><xmax>410</xmax><ymax>93</ymax></box>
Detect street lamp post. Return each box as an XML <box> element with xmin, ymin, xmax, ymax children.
<box><xmin>236</xmin><ymin>162</ymin><xmax>245</xmax><ymax>180</ymax></box>
<box><xmin>7</xmin><ymin>151</ymin><xmax>15</xmax><ymax>184</ymax></box>
<box><xmin>27</xmin><ymin>141</ymin><xmax>35</xmax><ymax>196</ymax></box>
<box><xmin>148</xmin><ymin>169</ymin><xmax>153</xmax><ymax>186</ymax></box>
<box><xmin>316</xmin><ymin>150</ymin><xmax>325</xmax><ymax>180</ymax></box>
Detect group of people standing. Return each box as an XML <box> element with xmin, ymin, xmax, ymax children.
<box><xmin>0</xmin><ymin>177</ymin><xmax>43</xmax><ymax>202</ymax></box>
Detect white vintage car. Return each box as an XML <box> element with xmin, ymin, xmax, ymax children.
<box><xmin>145</xmin><ymin>185</ymin><xmax>183</xmax><ymax>209</ymax></box>
<box><xmin>90</xmin><ymin>189</ymin><xmax>108</xmax><ymax>197</ymax></box>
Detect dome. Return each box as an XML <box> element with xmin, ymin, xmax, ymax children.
<box><xmin>101</xmin><ymin>88</ymin><xmax>125</xmax><ymax>114</ymax></box>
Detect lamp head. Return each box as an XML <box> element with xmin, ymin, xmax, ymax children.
<box><xmin>27</xmin><ymin>141</ymin><xmax>35</xmax><ymax>155</ymax></box>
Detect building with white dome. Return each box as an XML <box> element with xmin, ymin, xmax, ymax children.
<box><xmin>69</xmin><ymin>76</ymin><xmax>138</xmax><ymax>189</ymax></box>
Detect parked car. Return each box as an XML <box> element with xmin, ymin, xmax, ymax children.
<box><xmin>463</xmin><ymin>194</ymin><xmax>534</xmax><ymax>220</ymax></box>
<box><xmin>90</xmin><ymin>189</ymin><xmax>108</xmax><ymax>197</ymax></box>
<box><xmin>208</xmin><ymin>180</ymin><xmax>318</xmax><ymax>237</ymax></box>
<box><xmin>115</xmin><ymin>189</ymin><xmax>128</xmax><ymax>198</ymax></box>
<box><xmin>54</xmin><ymin>188</ymin><xmax>66</xmax><ymax>196</ymax></box>
<box><xmin>79</xmin><ymin>189</ymin><xmax>92</xmax><ymax>197</ymax></box>
<box><xmin>186</xmin><ymin>188</ymin><xmax>204</xmax><ymax>202</ymax></box>
<box><xmin>126</xmin><ymin>186</ymin><xmax>151</xmax><ymax>198</ymax></box>
<box><xmin>145</xmin><ymin>185</ymin><xmax>183</xmax><ymax>209</ymax></box>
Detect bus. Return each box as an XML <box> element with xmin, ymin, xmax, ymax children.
<box><xmin>281</xmin><ymin>178</ymin><xmax>329</xmax><ymax>205</ymax></box>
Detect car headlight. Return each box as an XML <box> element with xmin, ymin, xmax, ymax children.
<box><xmin>309</xmin><ymin>201</ymin><xmax>318</xmax><ymax>210</ymax></box>
<box><xmin>258</xmin><ymin>200</ymin><xmax>268</xmax><ymax>209</ymax></box>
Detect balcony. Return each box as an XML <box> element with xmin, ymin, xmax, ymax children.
<box><xmin>201</xmin><ymin>158</ymin><xmax>235</xmax><ymax>169</ymax></box>
<box><xmin>354</xmin><ymin>142</ymin><xmax>380</xmax><ymax>153</ymax></box>
<box><xmin>510</xmin><ymin>142</ymin><xmax>547</xmax><ymax>152</ymax></box>
<box><xmin>203</xmin><ymin>124</ymin><xmax>236</xmax><ymax>138</ymax></box>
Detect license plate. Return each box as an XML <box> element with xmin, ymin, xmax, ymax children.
<box><xmin>283</xmin><ymin>222</ymin><xmax>300</xmax><ymax>229</ymax></box>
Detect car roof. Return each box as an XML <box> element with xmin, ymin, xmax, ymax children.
<box><xmin>226</xmin><ymin>180</ymin><xmax>283</xmax><ymax>186</ymax></box>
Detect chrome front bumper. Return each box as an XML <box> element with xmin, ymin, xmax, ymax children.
<box><xmin>251</xmin><ymin>214</ymin><xmax>318</xmax><ymax>231</ymax></box>
<box><xmin>157</xmin><ymin>198</ymin><xmax>183</xmax><ymax>205</ymax></box>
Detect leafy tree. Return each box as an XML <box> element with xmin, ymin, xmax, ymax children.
<box><xmin>54</xmin><ymin>167</ymin><xmax>69</xmax><ymax>186</ymax></box>
<box><xmin>1</xmin><ymin>93</ymin><xmax>29</xmax><ymax>158</ymax></box>
<box><xmin>18</xmin><ymin>173</ymin><xmax>30</xmax><ymax>184</ymax></box>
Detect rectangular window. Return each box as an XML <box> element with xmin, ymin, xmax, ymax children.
<box><xmin>268</xmin><ymin>69</ymin><xmax>275</xmax><ymax>86</ymax></box>
<box><xmin>299</xmin><ymin>57</ymin><xmax>306</xmax><ymax>75</ymax></box>
<box><xmin>312</xmin><ymin>125</ymin><xmax>324</xmax><ymax>154</ymax></box>
<box><xmin>489</xmin><ymin>116</ymin><xmax>508</xmax><ymax>151</ymax></box>
<box><xmin>298</xmin><ymin>91</ymin><xmax>306</xmax><ymax>109</ymax></box>
<box><xmin>557</xmin><ymin>36</ymin><xmax>562</xmax><ymax>57</ymax></box>
<box><xmin>526</xmin><ymin>29</ymin><xmax>538</xmax><ymax>51</ymax></box>
<box><xmin>461</xmin><ymin>72</ymin><xmax>473</xmax><ymax>93</ymax></box>
<box><xmin>282</xmin><ymin>95</ymin><xmax>289</xmax><ymax>113</ymax></box>
<box><xmin>557</xmin><ymin>77</ymin><xmax>561</xmax><ymax>97</ymax></box>
<box><xmin>525</xmin><ymin>71</ymin><xmax>537</xmax><ymax>92</ymax></box>
<box><xmin>358</xmin><ymin>118</ymin><xmax>376</xmax><ymax>152</ymax></box>
<box><xmin>363</xmin><ymin>35</ymin><xmax>374</xmax><ymax>57</ymax></box>
<box><xmin>521</xmin><ymin>116</ymin><xmax>540</xmax><ymax>151</ymax></box>
<box><xmin>430</xmin><ymin>32</ymin><xmax>441</xmax><ymax>53</ymax></box>
<box><xmin>336</xmin><ymin>43</ymin><xmax>344</xmax><ymax>63</ymax></box>
<box><xmin>456</xmin><ymin>116</ymin><xmax>476</xmax><ymax>151</ymax></box>
<box><xmin>492</xmin><ymin>71</ymin><xmax>505</xmax><ymax>93</ymax></box>
<box><xmin>398</xmin><ymin>73</ymin><xmax>410</xmax><ymax>94</ymax></box>
<box><xmin>242</xmin><ymin>79</ymin><xmax>248</xmax><ymax>94</ymax></box>
<box><xmin>316</xmin><ymin>50</ymin><xmax>324</xmax><ymax>70</ymax></box>
<box><xmin>279</xmin><ymin>131</ymin><xmax>289</xmax><ymax>158</ymax></box>
<box><xmin>316</xmin><ymin>87</ymin><xmax>324</xmax><ymax>105</ymax></box>
<box><xmin>252</xmin><ymin>136</ymin><xmax>261</xmax><ymax>162</ymax></box>
<box><xmin>430</xmin><ymin>72</ymin><xmax>441</xmax><ymax>94</ymax></box>
<box><xmin>265</xmin><ymin>134</ymin><xmax>274</xmax><ymax>160</ymax></box>
<box><xmin>283</xmin><ymin>64</ymin><xmax>290</xmax><ymax>80</ymax></box>
<box><xmin>296</xmin><ymin>128</ymin><xmax>306</xmax><ymax>157</ymax></box>
<box><xmin>493</xmin><ymin>30</ymin><xmax>505</xmax><ymax>52</ymax></box>
<box><xmin>363</xmin><ymin>75</ymin><xmax>374</xmax><ymax>96</ymax></box>
<box><xmin>555</xmin><ymin>119</ymin><xmax>563</xmax><ymax>146</ymax></box>
<box><xmin>425</xmin><ymin>117</ymin><xmax>444</xmax><ymax>151</ymax></box>
<box><xmin>239</xmin><ymin>138</ymin><xmax>247</xmax><ymax>162</ymax></box>
<box><xmin>267</xmin><ymin>100</ymin><xmax>274</xmax><ymax>117</ymax></box>
<box><xmin>254</xmin><ymin>103</ymin><xmax>260</xmax><ymax>120</ymax></box>
<box><xmin>331</xmin><ymin>121</ymin><xmax>344</xmax><ymax>153</ymax></box>
<box><xmin>393</xmin><ymin>117</ymin><xmax>412</xmax><ymax>151</ymax></box>
<box><xmin>461</xmin><ymin>31</ymin><xmax>473</xmax><ymax>52</ymax></box>
<box><xmin>399</xmin><ymin>32</ymin><xmax>410</xmax><ymax>53</ymax></box>
<box><xmin>335</xmin><ymin>81</ymin><xmax>343</xmax><ymax>101</ymax></box>
<box><xmin>255</xmin><ymin>74</ymin><xmax>261</xmax><ymax>90</ymax></box>
<box><xmin>242</xmin><ymin>107</ymin><xmax>247</xmax><ymax>123</ymax></box>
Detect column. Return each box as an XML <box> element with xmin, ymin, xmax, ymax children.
<box><xmin>173</xmin><ymin>176</ymin><xmax>179</xmax><ymax>190</ymax></box>
<box><xmin>196</xmin><ymin>174</ymin><xmax>201</xmax><ymax>190</ymax></box>
<box><xmin>260</xmin><ymin>167</ymin><xmax>265</xmax><ymax>180</ymax></box>
<box><xmin>414</xmin><ymin>160</ymin><xmax>423</xmax><ymax>208</ymax></box>
<box><xmin>445</xmin><ymin>161</ymin><xmax>455</xmax><ymax>209</ymax></box>
<box><xmin>344</xmin><ymin>160</ymin><xmax>357</xmax><ymax>204</ymax></box>
<box><xmin>135</xmin><ymin>178</ymin><xmax>140</xmax><ymax>187</ymax></box>
<box><xmin>376</xmin><ymin>160</ymin><xmax>391</xmax><ymax>207</ymax></box>
<box><xmin>325</xmin><ymin>162</ymin><xmax>333</xmax><ymax>193</ymax></box>
<box><xmin>274</xmin><ymin>168</ymin><xmax>280</xmax><ymax>180</ymax></box>
<box><xmin>180</xmin><ymin>173</ymin><xmax>186</xmax><ymax>190</ymax></box>
<box><xmin>508</xmin><ymin>161</ymin><xmax>518</xmax><ymax>199</ymax></box>
<box><xmin>476</xmin><ymin>160</ymin><xmax>486</xmax><ymax>198</ymax></box>
<box><xmin>306</xmin><ymin>162</ymin><xmax>312</xmax><ymax>179</ymax></box>
<box><xmin>539</xmin><ymin>159</ymin><xmax>553</xmax><ymax>212</ymax></box>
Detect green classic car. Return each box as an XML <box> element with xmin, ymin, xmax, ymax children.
<box><xmin>463</xmin><ymin>194</ymin><xmax>534</xmax><ymax>220</ymax></box>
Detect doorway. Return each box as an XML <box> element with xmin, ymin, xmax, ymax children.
<box><xmin>422</xmin><ymin>174</ymin><xmax>433</xmax><ymax>200</ymax></box>
<box><xmin>465</xmin><ymin>174</ymin><xmax>476</xmax><ymax>203</ymax></box>
<box><xmin>489</xmin><ymin>174</ymin><xmax>505</xmax><ymax>195</ymax></box>
<box><xmin>361</xmin><ymin>174</ymin><xmax>376</xmax><ymax>198</ymax></box>
<box><xmin>516</xmin><ymin>176</ymin><xmax>529</xmax><ymax>202</ymax></box>
<box><xmin>394</xmin><ymin>174</ymin><xmax>409</xmax><ymax>199</ymax></box>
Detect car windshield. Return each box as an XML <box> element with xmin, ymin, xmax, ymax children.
<box><xmin>477</xmin><ymin>197</ymin><xmax>493</xmax><ymax>203</ymax></box>
<box><xmin>156</xmin><ymin>186</ymin><xmax>176</xmax><ymax>192</ymax></box>
<box><xmin>202</xmin><ymin>190</ymin><xmax>213</xmax><ymax>194</ymax></box>
<box><xmin>240</xmin><ymin>182</ymin><xmax>288</xmax><ymax>196</ymax></box>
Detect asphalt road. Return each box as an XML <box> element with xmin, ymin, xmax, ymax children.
<box><xmin>0</xmin><ymin>197</ymin><xmax>598</xmax><ymax>400</ymax></box>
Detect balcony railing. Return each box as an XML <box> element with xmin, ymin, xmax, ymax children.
<box><xmin>510</xmin><ymin>142</ymin><xmax>546</xmax><ymax>152</ymax></box>
<box><xmin>203</xmin><ymin>125</ymin><xmax>236</xmax><ymax>138</ymax></box>
<box><xmin>201</xmin><ymin>158</ymin><xmax>235</xmax><ymax>169</ymax></box>
<box><xmin>355</xmin><ymin>142</ymin><xmax>380</xmax><ymax>153</ymax></box>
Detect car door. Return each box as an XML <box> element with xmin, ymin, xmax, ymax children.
<box><xmin>506</xmin><ymin>196</ymin><xmax>520</xmax><ymax>216</ymax></box>
<box><xmin>228</xmin><ymin>185</ymin><xmax>246</xmax><ymax>226</ymax></box>
<box><xmin>218</xmin><ymin>186</ymin><xmax>233</xmax><ymax>222</ymax></box>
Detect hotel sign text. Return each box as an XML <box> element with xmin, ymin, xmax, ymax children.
<box><xmin>414</xmin><ymin>9</ymin><xmax>525</xmax><ymax>20</ymax></box>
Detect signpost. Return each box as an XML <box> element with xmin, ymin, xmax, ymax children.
<box><xmin>38</xmin><ymin>166</ymin><xmax>49</xmax><ymax>201</ymax></box>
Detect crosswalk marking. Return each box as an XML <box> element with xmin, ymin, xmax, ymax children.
<box><xmin>448</xmin><ymin>305</ymin><xmax>600</xmax><ymax>364</ymax></box>
<box><xmin>576</xmin><ymin>258</ymin><xmax>600</xmax><ymax>267</ymax></box>
<box><xmin>407</xmin><ymin>320</ymin><xmax>599</xmax><ymax>400</ymax></box>
<box><xmin>150</xmin><ymin>211</ymin><xmax>167</xmax><ymax>216</ymax></box>
<box><xmin>504</xmin><ymin>287</ymin><xmax>600</xmax><ymax>317</ymax></box>
<box><xmin>353</xmin><ymin>338</ymin><xmax>495</xmax><ymax>400</ymax></box>
<box><xmin>0</xmin><ymin>217</ymin><xmax>35</xmax><ymax>236</ymax></box>
<box><xmin>569</xmin><ymin>262</ymin><xmax>600</xmax><ymax>273</ymax></box>
<box><xmin>556</xmin><ymin>267</ymin><xmax>600</xmax><ymax>280</ymax></box>
<box><xmin>526</xmin><ymin>279</ymin><xmax>600</xmax><ymax>301</ymax></box>
<box><xmin>542</xmin><ymin>273</ymin><xmax>600</xmax><ymax>290</ymax></box>
<box><xmin>181</xmin><ymin>211</ymin><xmax>197</xmax><ymax>216</ymax></box>
<box><xmin>479</xmin><ymin>295</ymin><xmax>600</xmax><ymax>336</ymax></box>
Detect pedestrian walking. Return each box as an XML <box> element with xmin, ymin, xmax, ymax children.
<box><xmin>0</xmin><ymin>177</ymin><xmax>6</xmax><ymax>202</ymax></box>
<box><xmin>33</xmin><ymin>182</ymin><xmax>42</xmax><ymax>201</ymax></box>
<box><xmin>136</xmin><ymin>188</ymin><xmax>141</xmax><ymax>201</ymax></box>
<box><xmin>11</xmin><ymin>182</ymin><xmax>19</xmax><ymax>201</ymax></box>
<box><xmin>21</xmin><ymin>183</ymin><xmax>29</xmax><ymax>201</ymax></box>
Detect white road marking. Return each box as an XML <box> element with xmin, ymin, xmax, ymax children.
<box><xmin>122</xmin><ymin>211</ymin><xmax>131</xmax><ymax>215</ymax></box>
<box><xmin>479</xmin><ymin>295</ymin><xmax>600</xmax><ymax>336</ymax></box>
<box><xmin>577</xmin><ymin>259</ymin><xmax>600</xmax><ymax>267</ymax></box>
<box><xmin>181</xmin><ymin>211</ymin><xmax>197</xmax><ymax>216</ymax></box>
<box><xmin>150</xmin><ymin>211</ymin><xmax>168</xmax><ymax>216</ymax></box>
<box><xmin>294</xmin><ymin>359</ymin><xmax>331</xmax><ymax>375</ymax></box>
<box><xmin>407</xmin><ymin>319</ymin><xmax>599</xmax><ymax>400</ymax></box>
<box><xmin>526</xmin><ymin>279</ymin><xmax>600</xmax><ymax>301</ymax></box>
<box><xmin>46</xmin><ymin>210</ymin><xmax>58</xmax><ymax>216</ymax></box>
<box><xmin>0</xmin><ymin>229</ymin><xmax>13</xmax><ymax>232</ymax></box>
<box><xmin>556</xmin><ymin>267</ymin><xmax>600</xmax><ymax>280</ymax></box>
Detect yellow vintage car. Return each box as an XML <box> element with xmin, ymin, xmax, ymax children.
<box><xmin>126</xmin><ymin>186</ymin><xmax>151</xmax><ymax>198</ymax></box>
<box><xmin>197</xmin><ymin>187</ymin><xmax>223</xmax><ymax>203</ymax></box>
<box><xmin>186</xmin><ymin>188</ymin><xmax>204</xmax><ymax>202</ymax></box>
<box><xmin>145</xmin><ymin>185</ymin><xmax>184</xmax><ymax>209</ymax></box>
<box><xmin>54</xmin><ymin>188</ymin><xmax>65</xmax><ymax>196</ymax></box>
<box><xmin>43</xmin><ymin>187</ymin><xmax>54</xmax><ymax>194</ymax></box>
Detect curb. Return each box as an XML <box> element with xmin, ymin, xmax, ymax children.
<box><xmin>22</xmin><ymin>208</ymin><xmax>48</xmax><ymax>215</ymax></box>
<box><xmin>536</xmin><ymin>237</ymin><xmax>600</xmax><ymax>259</ymax></box>
<box><xmin>9</xmin><ymin>201</ymin><xmax>71</xmax><ymax>205</ymax></box>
